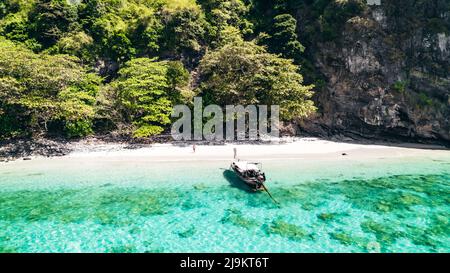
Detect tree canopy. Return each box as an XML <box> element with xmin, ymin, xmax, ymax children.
<box><xmin>0</xmin><ymin>37</ymin><xmax>101</xmax><ymax>138</ymax></box>
<box><xmin>98</xmin><ymin>58</ymin><xmax>189</xmax><ymax>138</ymax></box>
<box><xmin>0</xmin><ymin>0</ymin><xmax>401</xmax><ymax>140</ymax></box>
<box><xmin>198</xmin><ymin>40</ymin><xmax>315</xmax><ymax>120</ymax></box>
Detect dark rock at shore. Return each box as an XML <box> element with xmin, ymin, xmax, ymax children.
<box><xmin>0</xmin><ymin>138</ymin><xmax>72</xmax><ymax>161</ymax></box>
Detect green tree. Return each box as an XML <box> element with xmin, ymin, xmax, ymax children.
<box><xmin>108</xmin><ymin>31</ymin><xmax>135</xmax><ymax>62</ymax></box>
<box><xmin>162</xmin><ymin>7</ymin><xmax>207</xmax><ymax>62</ymax></box>
<box><xmin>130</xmin><ymin>13</ymin><xmax>163</xmax><ymax>57</ymax></box>
<box><xmin>0</xmin><ymin>0</ymin><xmax>27</xmax><ymax>19</ymax></box>
<box><xmin>198</xmin><ymin>0</ymin><xmax>253</xmax><ymax>46</ymax></box>
<box><xmin>0</xmin><ymin>0</ymin><xmax>41</xmax><ymax>50</ymax></box>
<box><xmin>101</xmin><ymin>58</ymin><xmax>189</xmax><ymax>138</ymax></box>
<box><xmin>28</xmin><ymin>0</ymin><xmax>79</xmax><ymax>47</ymax></box>
<box><xmin>50</xmin><ymin>31</ymin><xmax>94</xmax><ymax>62</ymax></box>
<box><xmin>0</xmin><ymin>12</ymin><xmax>30</xmax><ymax>43</ymax></box>
<box><xmin>259</xmin><ymin>13</ymin><xmax>305</xmax><ymax>61</ymax></box>
<box><xmin>198</xmin><ymin>41</ymin><xmax>316</xmax><ymax>120</ymax></box>
<box><xmin>320</xmin><ymin>0</ymin><xmax>366</xmax><ymax>41</ymax></box>
<box><xmin>77</xmin><ymin>0</ymin><xmax>108</xmax><ymax>29</ymax></box>
<box><xmin>0</xmin><ymin>38</ymin><xmax>100</xmax><ymax>138</ymax></box>
<box><xmin>81</xmin><ymin>1</ymin><xmax>163</xmax><ymax>62</ymax></box>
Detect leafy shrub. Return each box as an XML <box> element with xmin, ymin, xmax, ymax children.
<box><xmin>162</xmin><ymin>7</ymin><xmax>207</xmax><ymax>60</ymax></box>
<box><xmin>321</xmin><ymin>0</ymin><xmax>366</xmax><ymax>41</ymax></box>
<box><xmin>392</xmin><ymin>81</ymin><xmax>407</xmax><ymax>93</ymax></box>
<box><xmin>198</xmin><ymin>40</ymin><xmax>316</xmax><ymax>120</ymax></box>
<box><xmin>103</xmin><ymin>58</ymin><xmax>189</xmax><ymax>137</ymax></box>
<box><xmin>418</xmin><ymin>92</ymin><xmax>433</xmax><ymax>107</ymax></box>
<box><xmin>28</xmin><ymin>0</ymin><xmax>79</xmax><ymax>47</ymax></box>
<box><xmin>0</xmin><ymin>38</ymin><xmax>100</xmax><ymax>137</ymax></box>
<box><xmin>64</xmin><ymin>119</ymin><xmax>94</xmax><ymax>138</ymax></box>
<box><xmin>260</xmin><ymin>13</ymin><xmax>305</xmax><ymax>62</ymax></box>
<box><xmin>132</xmin><ymin>124</ymin><xmax>165</xmax><ymax>138</ymax></box>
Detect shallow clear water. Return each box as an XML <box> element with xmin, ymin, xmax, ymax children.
<box><xmin>0</xmin><ymin>154</ymin><xmax>449</xmax><ymax>253</ymax></box>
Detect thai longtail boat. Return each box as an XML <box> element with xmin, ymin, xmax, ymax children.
<box><xmin>230</xmin><ymin>160</ymin><xmax>266</xmax><ymax>191</ymax></box>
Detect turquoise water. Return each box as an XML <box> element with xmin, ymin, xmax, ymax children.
<box><xmin>0</xmin><ymin>154</ymin><xmax>449</xmax><ymax>253</ymax></box>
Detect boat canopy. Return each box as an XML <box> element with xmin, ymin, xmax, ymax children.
<box><xmin>233</xmin><ymin>161</ymin><xmax>260</xmax><ymax>171</ymax></box>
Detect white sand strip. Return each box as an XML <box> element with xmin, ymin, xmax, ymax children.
<box><xmin>61</xmin><ymin>137</ymin><xmax>449</xmax><ymax>162</ymax></box>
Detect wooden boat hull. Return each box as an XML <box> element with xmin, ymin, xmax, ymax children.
<box><xmin>230</xmin><ymin>163</ymin><xmax>265</xmax><ymax>191</ymax></box>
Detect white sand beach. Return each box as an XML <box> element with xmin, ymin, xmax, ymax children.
<box><xmin>2</xmin><ymin>138</ymin><xmax>449</xmax><ymax>167</ymax></box>
<box><xmin>54</xmin><ymin>137</ymin><xmax>450</xmax><ymax>162</ymax></box>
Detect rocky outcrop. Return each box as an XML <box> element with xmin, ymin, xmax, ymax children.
<box><xmin>0</xmin><ymin>138</ymin><xmax>71</xmax><ymax>160</ymax></box>
<box><xmin>301</xmin><ymin>3</ymin><xmax>450</xmax><ymax>145</ymax></box>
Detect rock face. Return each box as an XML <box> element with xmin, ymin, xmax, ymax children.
<box><xmin>301</xmin><ymin>3</ymin><xmax>450</xmax><ymax>144</ymax></box>
<box><xmin>0</xmin><ymin>139</ymin><xmax>71</xmax><ymax>160</ymax></box>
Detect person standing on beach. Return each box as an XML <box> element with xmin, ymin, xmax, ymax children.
<box><xmin>233</xmin><ymin>147</ymin><xmax>237</xmax><ymax>159</ymax></box>
<box><xmin>193</xmin><ymin>144</ymin><xmax>196</xmax><ymax>153</ymax></box>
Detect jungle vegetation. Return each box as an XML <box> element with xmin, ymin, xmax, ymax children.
<box><xmin>0</xmin><ymin>0</ymin><xmax>378</xmax><ymax>139</ymax></box>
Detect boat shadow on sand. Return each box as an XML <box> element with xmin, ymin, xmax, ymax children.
<box><xmin>222</xmin><ymin>169</ymin><xmax>255</xmax><ymax>193</ymax></box>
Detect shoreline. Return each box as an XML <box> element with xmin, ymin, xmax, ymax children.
<box><xmin>1</xmin><ymin>137</ymin><xmax>449</xmax><ymax>163</ymax></box>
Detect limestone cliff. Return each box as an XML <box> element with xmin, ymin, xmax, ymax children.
<box><xmin>300</xmin><ymin>1</ymin><xmax>450</xmax><ymax>144</ymax></box>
